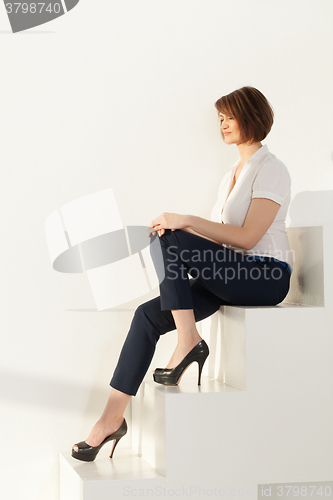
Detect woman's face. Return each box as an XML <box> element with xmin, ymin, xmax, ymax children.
<box><xmin>219</xmin><ymin>113</ymin><xmax>242</xmax><ymax>145</ymax></box>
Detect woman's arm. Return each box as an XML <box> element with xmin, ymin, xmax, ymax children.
<box><xmin>185</xmin><ymin>198</ymin><xmax>281</xmax><ymax>250</ymax></box>
<box><xmin>149</xmin><ymin>213</ymin><xmax>221</xmax><ymax>244</ymax></box>
<box><xmin>182</xmin><ymin>227</ymin><xmax>222</xmax><ymax>245</ymax></box>
<box><xmin>149</xmin><ymin>198</ymin><xmax>280</xmax><ymax>249</ymax></box>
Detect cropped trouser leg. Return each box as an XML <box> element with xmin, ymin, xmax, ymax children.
<box><xmin>110</xmin><ymin>278</ymin><xmax>224</xmax><ymax>396</ymax></box>
<box><xmin>110</xmin><ymin>229</ymin><xmax>290</xmax><ymax>396</ymax></box>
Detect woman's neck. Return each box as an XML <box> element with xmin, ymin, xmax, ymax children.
<box><xmin>237</xmin><ymin>141</ymin><xmax>262</xmax><ymax>166</ymax></box>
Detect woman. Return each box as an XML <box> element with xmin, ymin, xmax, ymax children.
<box><xmin>72</xmin><ymin>86</ymin><xmax>292</xmax><ymax>461</ymax></box>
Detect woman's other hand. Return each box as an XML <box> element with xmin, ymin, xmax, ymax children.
<box><xmin>148</xmin><ymin>213</ymin><xmax>189</xmax><ymax>237</ymax></box>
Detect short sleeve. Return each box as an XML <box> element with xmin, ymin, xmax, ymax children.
<box><xmin>252</xmin><ymin>160</ymin><xmax>291</xmax><ymax>205</ymax></box>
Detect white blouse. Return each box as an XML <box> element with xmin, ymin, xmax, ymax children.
<box><xmin>210</xmin><ymin>144</ymin><xmax>293</xmax><ymax>272</ymax></box>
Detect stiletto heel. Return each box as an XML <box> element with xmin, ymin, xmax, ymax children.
<box><xmin>72</xmin><ymin>419</ymin><xmax>127</xmax><ymax>462</ymax></box>
<box><xmin>109</xmin><ymin>438</ymin><xmax>121</xmax><ymax>458</ymax></box>
<box><xmin>197</xmin><ymin>358</ymin><xmax>206</xmax><ymax>385</ymax></box>
<box><xmin>153</xmin><ymin>340</ymin><xmax>209</xmax><ymax>386</ymax></box>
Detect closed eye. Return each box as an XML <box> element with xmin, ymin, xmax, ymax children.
<box><xmin>219</xmin><ymin>115</ymin><xmax>234</xmax><ymax>122</ymax></box>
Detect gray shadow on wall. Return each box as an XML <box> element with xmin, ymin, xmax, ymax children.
<box><xmin>283</xmin><ymin>190</ymin><xmax>333</xmax><ymax>307</ymax></box>
<box><xmin>52</xmin><ymin>226</ymin><xmax>159</xmax><ymax>273</ymax></box>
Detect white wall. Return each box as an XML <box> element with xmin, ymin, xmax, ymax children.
<box><xmin>0</xmin><ymin>1</ymin><xmax>332</xmax><ymax>498</ymax></box>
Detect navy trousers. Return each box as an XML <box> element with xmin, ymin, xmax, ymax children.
<box><xmin>110</xmin><ymin>229</ymin><xmax>290</xmax><ymax>396</ymax></box>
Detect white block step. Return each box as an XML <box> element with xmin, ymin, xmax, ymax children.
<box><xmin>133</xmin><ymin>304</ymin><xmax>333</xmax><ymax>485</ymax></box>
<box><xmin>60</xmin><ymin>448</ymin><xmax>163</xmax><ymax>500</ymax></box>
<box><xmin>60</xmin><ymin>303</ymin><xmax>333</xmax><ymax>498</ymax></box>
<box><xmin>131</xmin><ymin>375</ymin><xmax>240</xmax><ymax>476</ymax></box>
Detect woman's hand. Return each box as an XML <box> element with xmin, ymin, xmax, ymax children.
<box><xmin>148</xmin><ymin>212</ymin><xmax>189</xmax><ymax>237</ymax></box>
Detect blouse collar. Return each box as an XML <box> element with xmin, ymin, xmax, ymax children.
<box><xmin>232</xmin><ymin>144</ymin><xmax>269</xmax><ymax>169</ymax></box>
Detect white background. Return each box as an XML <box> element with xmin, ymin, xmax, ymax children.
<box><xmin>0</xmin><ymin>1</ymin><xmax>332</xmax><ymax>498</ymax></box>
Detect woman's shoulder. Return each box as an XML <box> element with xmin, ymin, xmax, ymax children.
<box><xmin>260</xmin><ymin>151</ymin><xmax>291</xmax><ymax>180</ymax></box>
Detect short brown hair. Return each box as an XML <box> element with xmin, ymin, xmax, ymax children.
<box><xmin>214</xmin><ymin>87</ymin><xmax>274</xmax><ymax>144</ymax></box>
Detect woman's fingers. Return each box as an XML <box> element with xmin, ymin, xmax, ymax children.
<box><xmin>148</xmin><ymin>227</ymin><xmax>173</xmax><ymax>238</ymax></box>
<box><xmin>148</xmin><ymin>224</ymin><xmax>158</xmax><ymax>236</ymax></box>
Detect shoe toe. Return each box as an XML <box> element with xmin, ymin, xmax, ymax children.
<box><xmin>75</xmin><ymin>441</ymin><xmax>92</xmax><ymax>452</ymax></box>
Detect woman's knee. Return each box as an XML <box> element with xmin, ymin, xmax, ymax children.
<box><xmin>135</xmin><ymin>299</ymin><xmax>157</xmax><ymax>318</ymax></box>
<box><xmin>134</xmin><ymin>297</ymin><xmax>175</xmax><ymax>337</ymax></box>
<box><xmin>133</xmin><ymin>299</ymin><xmax>162</xmax><ymax>343</ymax></box>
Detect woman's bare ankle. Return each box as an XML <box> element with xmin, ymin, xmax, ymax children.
<box><xmin>81</xmin><ymin>416</ymin><xmax>124</xmax><ymax>448</ymax></box>
<box><xmin>164</xmin><ymin>333</ymin><xmax>202</xmax><ymax>370</ymax></box>
<box><xmin>177</xmin><ymin>328</ymin><xmax>202</xmax><ymax>347</ymax></box>
<box><xmin>72</xmin><ymin>389</ymin><xmax>131</xmax><ymax>451</ymax></box>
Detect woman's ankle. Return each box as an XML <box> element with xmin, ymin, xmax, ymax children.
<box><xmin>177</xmin><ymin>329</ymin><xmax>202</xmax><ymax>346</ymax></box>
<box><xmin>99</xmin><ymin>414</ymin><xmax>124</xmax><ymax>429</ymax></box>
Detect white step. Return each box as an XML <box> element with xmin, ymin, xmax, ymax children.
<box><xmin>133</xmin><ymin>304</ymin><xmax>333</xmax><ymax>485</ymax></box>
<box><xmin>131</xmin><ymin>374</ymin><xmax>240</xmax><ymax>477</ymax></box>
<box><xmin>59</xmin><ymin>448</ymin><xmax>163</xmax><ymax>500</ymax></box>
<box><xmin>59</xmin><ymin>302</ymin><xmax>333</xmax><ymax>498</ymax></box>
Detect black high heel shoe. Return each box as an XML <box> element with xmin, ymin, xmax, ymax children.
<box><xmin>153</xmin><ymin>340</ymin><xmax>209</xmax><ymax>386</ymax></box>
<box><xmin>71</xmin><ymin>419</ymin><xmax>127</xmax><ymax>462</ymax></box>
